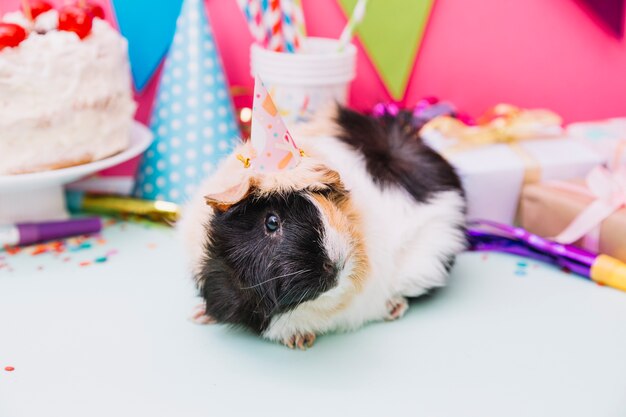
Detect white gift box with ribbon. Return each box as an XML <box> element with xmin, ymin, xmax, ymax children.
<box><xmin>421</xmin><ymin>129</ymin><xmax>603</xmax><ymax>225</ymax></box>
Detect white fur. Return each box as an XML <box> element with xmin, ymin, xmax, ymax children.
<box><xmin>178</xmin><ymin>129</ymin><xmax>466</xmax><ymax>346</ymax></box>
<box><xmin>260</xmin><ymin>136</ymin><xmax>466</xmax><ymax>343</ymax></box>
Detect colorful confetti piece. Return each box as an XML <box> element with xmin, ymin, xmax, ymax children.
<box><xmin>4</xmin><ymin>366</ymin><xmax>14</xmax><ymax>372</ymax></box>
<box><xmin>514</xmin><ymin>259</ymin><xmax>528</xmax><ymax>277</ymax></box>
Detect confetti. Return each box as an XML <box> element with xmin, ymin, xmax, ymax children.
<box><xmin>4</xmin><ymin>366</ymin><xmax>14</xmax><ymax>372</ymax></box>
<box><xmin>3</xmin><ymin>246</ymin><xmax>21</xmax><ymax>255</ymax></box>
<box><xmin>0</xmin><ymin>218</ymin><xmax>164</xmax><ymax>274</ymax></box>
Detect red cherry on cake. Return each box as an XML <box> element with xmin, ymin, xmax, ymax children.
<box><xmin>58</xmin><ymin>6</ymin><xmax>93</xmax><ymax>39</ymax></box>
<box><xmin>83</xmin><ymin>2</ymin><xmax>105</xmax><ymax>19</ymax></box>
<box><xmin>0</xmin><ymin>23</ymin><xmax>27</xmax><ymax>50</ymax></box>
<box><xmin>22</xmin><ymin>1</ymin><xmax>54</xmax><ymax>19</ymax></box>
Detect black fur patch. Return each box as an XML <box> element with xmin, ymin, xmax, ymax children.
<box><xmin>335</xmin><ymin>107</ymin><xmax>463</xmax><ymax>203</ymax></box>
<box><xmin>199</xmin><ymin>192</ymin><xmax>338</xmax><ymax>333</ymax></box>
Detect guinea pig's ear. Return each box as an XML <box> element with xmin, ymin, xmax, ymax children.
<box><xmin>204</xmin><ymin>178</ymin><xmax>252</xmax><ymax>213</ymax></box>
<box><xmin>314</xmin><ymin>166</ymin><xmax>349</xmax><ymax>204</ymax></box>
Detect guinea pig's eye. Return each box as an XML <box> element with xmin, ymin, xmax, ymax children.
<box><xmin>265</xmin><ymin>214</ymin><xmax>280</xmax><ymax>233</ymax></box>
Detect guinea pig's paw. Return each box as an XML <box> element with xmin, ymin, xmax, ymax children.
<box><xmin>189</xmin><ymin>303</ymin><xmax>216</xmax><ymax>325</ymax></box>
<box><xmin>283</xmin><ymin>332</ymin><xmax>316</xmax><ymax>350</ymax></box>
<box><xmin>385</xmin><ymin>296</ymin><xmax>409</xmax><ymax>321</ymax></box>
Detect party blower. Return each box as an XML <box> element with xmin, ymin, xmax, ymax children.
<box><xmin>467</xmin><ymin>220</ymin><xmax>626</xmax><ymax>292</ymax></box>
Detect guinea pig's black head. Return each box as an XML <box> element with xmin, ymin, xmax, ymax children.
<box><xmin>198</xmin><ymin>176</ymin><xmax>351</xmax><ymax>333</ymax></box>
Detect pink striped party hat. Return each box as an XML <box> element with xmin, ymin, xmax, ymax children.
<box><xmin>246</xmin><ymin>75</ymin><xmax>302</xmax><ymax>172</ymax></box>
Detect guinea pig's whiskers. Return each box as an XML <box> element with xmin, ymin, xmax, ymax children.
<box><xmin>241</xmin><ymin>269</ymin><xmax>312</xmax><ymax>290</ymax></box>
<box><xmin>255</xmin><ymin>269</ymin><xmax>298</xmax><ymax>315</ymax></box>
<box><xmin>269</xmin><ymin>271</ymin><xmax>312</xmax><ymax>316</ymax></box>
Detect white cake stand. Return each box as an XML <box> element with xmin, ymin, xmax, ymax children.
<box><xmin>0</xmin><ymin>122</ymin><xmax>153</xmax><ymax>224</ymax></box>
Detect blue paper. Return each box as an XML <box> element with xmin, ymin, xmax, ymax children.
<box><xmin>132</xmin><ymin>0</ymin><xmax>241</xmax><ymax>204</ymax></box>
<box><xmin>111</xmin><ymin>0</ymin><xmax>184</xmax><ymax>90</ymax></box>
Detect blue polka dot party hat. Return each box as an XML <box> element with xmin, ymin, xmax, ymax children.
<box><xmin>133</xmin><ymin>0</ymin><xmax>240</xmax><ymax>204</ymax></box>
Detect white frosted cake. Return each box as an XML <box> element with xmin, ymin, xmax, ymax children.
<box><xmin>0</xmin><ymin>6</ymin><xmax>136</xmax><ymax>175</ymax></box>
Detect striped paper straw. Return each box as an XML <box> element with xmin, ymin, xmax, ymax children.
<box><xmin>266</xmin><ymin>0</ymin><xmax>284</xmax><ymax>52</ymax></box>
<box><xmin>338</xmin><ymin>0</ymin><xmax>368</xmax><ymax>51</ymax></box>
<box><xmin>293</xmin><ymin>0</ymin><xmax>307</xmax><ymax>38</ymax></box>
<box><xmin>281</xmin><ymin>0</ymin><xmax>301</xmax><ymax>52</ymax></box>
<box><xmin>237</xmin><ymin>0</ymin><xmax>267</xmax><ymax>46</ymax></box>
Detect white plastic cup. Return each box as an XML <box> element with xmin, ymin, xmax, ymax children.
<box><xmin>250</xmin><ymin>37</ymin><xmax>357</xmax><ymax>125</ymax></box>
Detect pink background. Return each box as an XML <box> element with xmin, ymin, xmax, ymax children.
<box><xmin>2</xmin><ymin>0</ymin><xmax>626</xmax><ymax>174</ymax></box>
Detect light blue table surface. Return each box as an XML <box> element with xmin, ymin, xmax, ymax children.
<box><xmin>1</xmin><ymin>220</ymin><xmax>625</xmax><ymax>417</ymax></box>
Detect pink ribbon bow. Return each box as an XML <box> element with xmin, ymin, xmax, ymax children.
<box><xmin>553</xmin><ymin>164</ymin><xmax>626</xmax><ymax>249</ymax></box>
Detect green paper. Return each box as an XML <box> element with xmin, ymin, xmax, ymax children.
<box><xmin>338</xmin><ymin>0</ymin><xmax>435</xmax><ymax>100</ymax></box>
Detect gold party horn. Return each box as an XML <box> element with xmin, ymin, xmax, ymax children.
<box><xmin>67</xmin><ymin>191</ymin><xmax>180</xmax><ymax>224</ymax></box>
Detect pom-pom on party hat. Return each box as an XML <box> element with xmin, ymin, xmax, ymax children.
<box><xmin>242</xmin><ymin>75</ymin><xmax>302</xmax><ymax>172</ymax></box>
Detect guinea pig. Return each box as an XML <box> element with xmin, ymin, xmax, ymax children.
<box><xmin>178</xmin><ymin>105</ymin><xmax>466</xmax><ymax>349</ymax></box>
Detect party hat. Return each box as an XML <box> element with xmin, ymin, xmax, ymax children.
<box><xmin>132</xmin><ymin>0</ymin><xmax>241</xmax><ymax>203</ymax></box>
<box><xmin>246</xmin><ymin>76</ymin><xmax>302</xmax><ymax>172</ymax></box>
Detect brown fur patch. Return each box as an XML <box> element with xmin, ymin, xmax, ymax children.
<box><xmin>311</xmin><ymin>192</ymin><xmax>369</xmax><ymax>293</ymax></box>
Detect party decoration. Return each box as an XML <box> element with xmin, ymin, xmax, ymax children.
<box><xmin>421</xmin><ymin>105</ymin><xmax>602</xmax><ymax>224</ymax></box>
<box><xmin>468</xmin><ymin>220</ymin><xmax>626</xmax><ymax>293</ymax></box>
<box><xmin>520</xmin><ymin>141</ymin><xmax>626</xmax><ymax>260</ymax></box>
<box><xmin>521</xmin><ymin>175</ymin><xmax>626</xmax><ymax>263</ymax></box>
<box><xmin>292</xmin><ymin>0</ymin><xmax>306</xmax><ymax>38</ymax></box>
<box><xmin>338</xmin><ymin>0</ymin><xmax>368</xmax><ymax>51</ymax></box>
<box><xmin>372</xmin><ymin>97</ymin><xmax>460</xmax><ymax>130</ymax></box>
<box><xmin>575</xmin><ymin>0</ymin><xmax>624</xmax><ymax>38</ymax></box>
<box><xmin>111</xmin><ymin>0</ymin><xmax>183</xmax><ymax>90</ymax></box>
<box><xmin>237</xmin><ymin>0</ymin><xmax>265</xmax><ymax>46</ymax></box>
<box><xmin>567</xmin><ymin>118</ymin><xmax>626</xmax><ymax>166</ymax></box>
<box><xmin>132</xmin><ymin>0</ymin><xmax>241</xmax><ymax>204</ymax></box>
<box><xmin>242</xmin><ymin>75</ymin><xmax>302</xmax><ymax>172</ymax></box>
<box><xmin>552</xmin><ymin>165</ymin><xmax>626</xmax><ymax>245</ymax></box>
<box><xmin>423</xmin><ymin>104</ymin><xmax>563</xmax><ymax>156</ymax></box>
<box><xmin>280</xmin><ymin>0</ymin><xmax>302</xmax><ymax>52</ymax></box>
<box><xmin>338</xmin><ymin>0</ymin><xmax>434</xmax><ymax>100</ymax></box>
<box><xmin>237</xmin><ymin>0</ymin><xmax>303</xmax><ymax>52</ymax></box>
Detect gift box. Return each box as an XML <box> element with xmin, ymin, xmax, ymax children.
<box><xmin>567</xmin><ymin>118</ymin><xmax>626</xmax><ymax>166</ymax></box>
<box><xmin>421</xmin><ymin>105</ymin><xmax>603</xmax><ymax>224</ymax></box>
<box><xmin>520</xmin><ymin>178</ymin><xmax>626</xmax><ymax>263</ymax></box>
